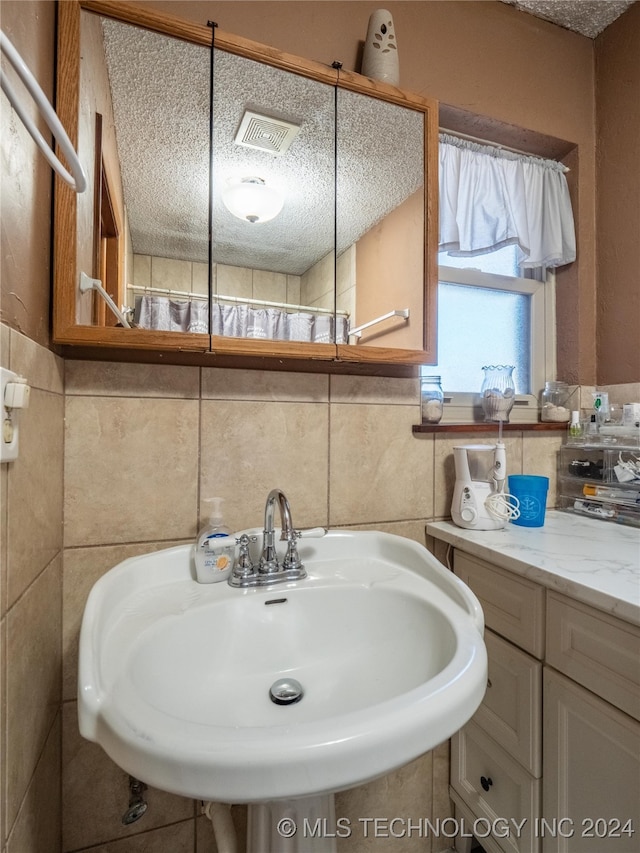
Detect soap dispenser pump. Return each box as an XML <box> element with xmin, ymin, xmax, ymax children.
<box><xmin>194</xmin><ymin>497</ymin><xmax>235</xmax><ymax>583</ymax></box>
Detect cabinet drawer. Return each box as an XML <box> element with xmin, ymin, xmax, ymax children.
<box><xmin>454</xmin><ymin>551</ymin><xmax>545</xmax><ymax>657</ymax></box>
<box><xmin>451</xmin><ymin>720</ymin><xmax>540</xmax><ymax>853</ymax></box>
<box><xmin>546</xmin><ymin>592</ymin><xmax>640</xmax><ymax>721</ymax></box>
<box><xmin>474</xmin><ymin>630</ymin><xmax>542</xmax><ymax>776</ymax></box>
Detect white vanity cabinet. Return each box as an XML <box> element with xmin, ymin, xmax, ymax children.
<box><xmin>445</xmin><ymin>546</ymin><xmax>640</xmax><ymax>853</ymax></box>
<box><xmin>542</xmin><ymin>594</ymin><xmax>640</xmax><ymax>853</ymax></box>
<box><xmin>450</xmin><ymin>551</ymin><xmax>544</xmax><ymax>853</ymax></box>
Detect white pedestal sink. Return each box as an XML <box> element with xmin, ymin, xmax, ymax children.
<box><xmin>78</xmin><ymin>530</ymin><xmax>487</xmax><ymax>849</ymax></box>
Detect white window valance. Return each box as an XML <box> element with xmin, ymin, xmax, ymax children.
<box><xmin>439</xmin><ymin>133</ymin><xmax>576</xmax><ymax>269</ymax></box>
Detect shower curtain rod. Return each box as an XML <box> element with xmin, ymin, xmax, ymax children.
<box><xmin>439</xmin><ymin>127</ymin><xmax>570</xmax><ymax>172</ymax></box>
<box><xmin>127</xmin><ymin>284</ymin><xmax>350</xmax><ymax>317</ymax></box>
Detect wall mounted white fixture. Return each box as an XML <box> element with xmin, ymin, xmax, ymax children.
<box><xmin>0</xmin><ymin>30</ymin><xmax>86</xmax><ymax>192</ymax></box>
<box><xmin>79</xmin><ymin>272</ymin><xmax>132</xmax><ymax>328</ymax></box>
<box><xmin>222</xmin><ymin>177</ymin><xmax>284</xmax><ymax>223</ymax></box>
<box><xmin>1</xmin><ymin>367</ymin><xmax>31</xmax><ymax>463</ymax></box>
<box><xmin>78</xmin><ymin>530</ymin><xmax>486</xmax><ymax>811</ymax></box>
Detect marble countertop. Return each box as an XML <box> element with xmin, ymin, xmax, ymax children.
<box><xmin>427</xmin><ymin>510</ymin><xmax>640</xmax><ymax>626</ymax></box>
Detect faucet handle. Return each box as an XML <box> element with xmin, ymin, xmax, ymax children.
<box><xmin>297</xmin><ymin>527</ymin><xmax>327</xmax><ymax>539</ymax></box>
<box><xmin>282</xmin><ymin>529</ymin><xmax>303</xmax><ymax>572</ymax></box>
<box><xmin>234</xmin><ymin>534</ymin><xmax>257</xmax><ymax>575</ymax></box>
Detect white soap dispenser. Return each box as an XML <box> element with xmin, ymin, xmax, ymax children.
<box><xmin>194</xmin><ymin>497</ymin><xmax>235</xmax><ymax>583</ymax></box>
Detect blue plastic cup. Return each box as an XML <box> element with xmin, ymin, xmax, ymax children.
<box><xmin>508</xmin><ymin>475</ymin><xmax>549</xmax><ymax>527</ymax></box>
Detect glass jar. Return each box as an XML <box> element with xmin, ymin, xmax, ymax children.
<box><xmin>540</xmin><ymin>380</ymin><xmax>570</xmax><ymax>422</ymax></box>
<box><xmin>480</xmin><ymin>365</ymin><xmax>515</xmax><ymax>423</ymax></box>
<box><xmin>421</xmin><ymin>375</ymin><xmax>444</xmax><ymax>423</ymax></box>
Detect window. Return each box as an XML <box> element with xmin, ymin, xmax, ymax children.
<box><xmin>428</xmin><ymin>245</ymin><xmax>556</xmax><ymax>423</ymax></box>
<box><xmin>431</xmin><ymin>133</ymin><xmax>573</xmax><ymax>423</ymax></box>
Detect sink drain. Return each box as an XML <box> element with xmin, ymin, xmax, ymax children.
<box><xmin>270</xmin><ymin>678</ymin><xmax>304</xmax><ymax>705</ymax></box>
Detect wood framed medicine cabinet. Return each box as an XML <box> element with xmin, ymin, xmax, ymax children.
<box><xmin>53</xmin><ymin>0</ymin><xmax>438</xmax><ymax>372</ymax></box>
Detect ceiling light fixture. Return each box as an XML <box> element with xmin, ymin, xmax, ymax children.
<box><xmin>222</xmin><ymin>176</ymin><xmax>284</xmax><ymax>224</ymax></box>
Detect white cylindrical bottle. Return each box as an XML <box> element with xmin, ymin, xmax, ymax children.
<box><xmin>194</xmin><ymin>497</ymin><xmax>235</xmax><ymax>583</ymax></box>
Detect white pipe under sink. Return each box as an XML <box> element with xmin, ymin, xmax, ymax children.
<box><xmin>203</xmin><ymin>801</ymin><xmax>238</xmax><ymax>853</ymax></box>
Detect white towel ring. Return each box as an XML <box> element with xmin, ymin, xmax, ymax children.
<box><xmin>0</xmin><ymin>29</ymin><xmax>86</xmax><ymax>193</ymax></box>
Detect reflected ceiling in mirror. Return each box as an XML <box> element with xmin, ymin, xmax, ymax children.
<box><xmin>336</xmin><ymin>89</ymin><xmax>424</xmax><ymax>250</ymax></box>
<box><xmin>101</xmin><ymin>17</ymin><xmax>210</xmax><ymax>263</ymax></box>
<box><xmin>211</xmin><ymin>49</ymin><xmax>335</xmax><ymax>276</ymax></box>
<box><xmin>100</xmin><ymin>20</ymin><xmax>426</xmax><ymax>278</ymax></box>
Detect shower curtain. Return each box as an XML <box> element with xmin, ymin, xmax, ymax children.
<box><xmin>135</xmin><ymin>296</ymin><xmax>349</xmax><ymax>343</ymax></box>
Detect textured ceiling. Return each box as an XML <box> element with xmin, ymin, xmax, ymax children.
<box><xmin>502</xmin><ymin>0</ymin><xmax>636</xmax><ymax>37</ymax></box>
<box><xmin>102</xmin><ymin>18</ymin><xmax>422</xmax><ymax>275</ymax></box>
<box><xmin>101</xmin><ymin>2</ymin><xmax>635</xmax><ymax>275</ymax></box>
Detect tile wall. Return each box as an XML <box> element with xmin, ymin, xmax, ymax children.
<box><xmin>130</xmin><ymin>249</ymin><xmax>356</xmax><ymax>320</ymax></box>
<box><xmin>3</xmin><ymin>329</ymin><xmax>575</xmax><ymax>852</ymax></box>
<box><xmin>0</xmin><ymin>326</ymin><xmax>64</xmax><ymax>853</ymax></box>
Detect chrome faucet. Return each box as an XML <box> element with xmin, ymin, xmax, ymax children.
<box><xmin>229</xmin><ymin>489</ymin><xmax>324</xmax><ymax>588</ymax></box>
<box><xmin>260</xmin><ymin>488</ymin><xmax>300</xmax><ymax>573</ymax></box>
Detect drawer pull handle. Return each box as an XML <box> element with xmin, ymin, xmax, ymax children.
<box><xmin>480</xmin><ymin>776</ymin><xmax>493</xmax><ymax>792</ymax></box>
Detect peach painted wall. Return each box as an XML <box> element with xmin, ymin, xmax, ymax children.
<box><xmin>149</xmin><ymin>0</ymin><xmax>598</xmax><ymax>382</ymax></box>
<box><xmin>3</xmin><ymin>0</ymin><xmax>638</xmax><ymax>382</ymax></box>
<box><xmin>595</xmin><ymin>2</ymin><xmax>640</xmax><ymax>384</ymax></box>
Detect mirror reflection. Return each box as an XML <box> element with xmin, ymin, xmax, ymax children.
<box><xmin>75</xmin><ymin>7</ymin><xmax>430</xmax><ymax>353</ymax></box>
<box><xmin>209</xmin><ymin>48</ymin><xmax>339</xmax><ymax>344</ymax></box>
<box><xmin>85</xmin><ymin>13</ymin><xmax>210</xmax><ymax>333</ymax></box>
<box><xmin>336</xmin><ymin>87</ymin><xmax>424</xmax><ymax>350</ymax></box>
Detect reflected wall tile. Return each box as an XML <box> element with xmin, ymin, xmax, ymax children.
<box><xmin>200</xmin><ymin>399</ymin><xmax>329</xmax><ymax>532</ymax></box>
<box><xmin>151</xmin><ymin>257</ymin><xmax>192</xmax><ymax>292</ymax></box>
<box><xmin>62</xmin><ymin>702</ymin><xmax>194</xmax><ymax>850</ymax></box>
<box><xmin>337</xmin><ymin>285</ymin><xmax>355</xmax><ymax>320</ymax></box>
<box><xmin>202</xmin><ymin>367</ymin><xmax>328</xmax><ymax>402</ymax></box>
<box><xmin>253</xmin><ymin>269</ymin><xmax>286</xmax><ymax>304</ymax></box>
<box><xmin>337</xmin><ymin>245</ymin><xmax>356</xmax><ymax>296</ymax></box>
<box><xmin>329</xmin><ymin>404</ymin><xmax>433</xmax><ymax>526</ymax></box>
<box><xmin>286</xmin><ymin>275</ymin><xmax>301</xmax><ymax>306</ymax></box>
<box><xmin>6</xmin><ymin>387</ymin><xmax>63</xmax><ymax>606</ymax></box>
<box><xmin>433</xmin><ymin>433</ymin><xmax>522</xmax><ymax>519</ymax></box>
<box><xmin>65</xmin><ymin>360</ymin><xmax>199</xmax><ymax>398</ymax></box>
<box><xmin>301</xmin><ymin>252</ymin><xmax>333</xmax><ymax>306</ymax></box>
<box><xmin>132</xmin><ymin>255</ymin><xmax>151</xmax><ymax>287</ymax></box>
<box><xmin>6</xmin><ymin>556</ymin><xmax>61</xmax><ymax>831</ymax></box>
<box><xmin>64</xmin><ymin>397</ymin><xmax>199</xmax><ymax>546</ymax></box>
<box><xmin>192</xmin><ymin>262</ymin><xmax>209</xmax><ymax>295</ymax></box>
<box><xmin>522</xmin><ymin>431</ymin><xmax>563</xmax><ymax>505</ymax></box>
<box><xmin>62</xmin><ymin>540</ymin><xmax>189</xmax><ymax>701</ymax></box>
<box><xmin>330</xmin><ymin>374</ymin><xmax>419</xmax><ymax>405</ymax></box>
<box><xmin>217</xmin><ymin>264</ymin><xmax>252</xmax><ymax>299</ymax></box>
<box><xmin>6</xmin><ymin>714</ymin><xmax>61</xmax><ymax>853</ymax></box>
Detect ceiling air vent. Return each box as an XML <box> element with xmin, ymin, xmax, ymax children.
<box><xmin>234</xmin><ymin>111</ymin><xmax>301</xmax><ymax>156</ymax></box>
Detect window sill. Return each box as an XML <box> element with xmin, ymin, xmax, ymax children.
<box><xmin>412</xmin><ymin>422</ymin><xmax>568</xmax><ymax>434</ymax></box>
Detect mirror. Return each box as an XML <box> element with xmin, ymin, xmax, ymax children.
<box><xmin>54</xmin><ymin>1</ymin><xmax>437</xmax><ymax>366</ymax></box>
<box><xmin>336</xmin><ymin>85</ymin><xmax>425</xmax><ymax>355</ymax></box>
<box><xmin>209</xmin><ymin>46</ymin><xmax>338</xmax><ymax>347</ymax></box>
